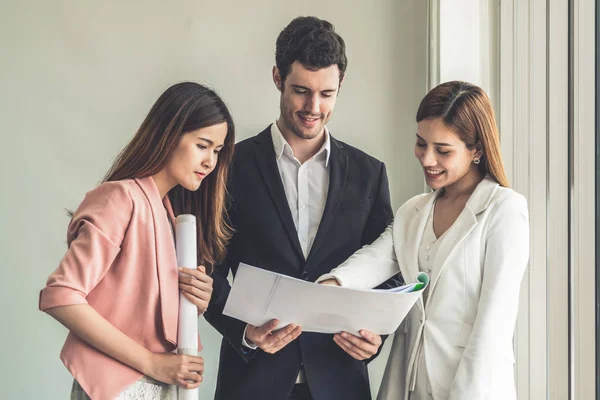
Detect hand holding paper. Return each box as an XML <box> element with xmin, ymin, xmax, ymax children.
<box><xmin>317</xmin><ymin>276</ymin><xmax>383</xmax><ymax>359</ymax></box>
<box><xmin>334</xmin><ymin>330</ymin><xmax>382</xmax><ymax>360</ymax></box>
<box><xmin>223</xmin><ymin>263</ymin><xmax>429</xmax><ymax>336</ymax></box>
<box><xmin>245</xmin><ymin>319</ymin><xmax>302</xmax><ymax>354</ymax></box>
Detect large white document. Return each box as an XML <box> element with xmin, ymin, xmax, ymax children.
<box><xmin>223</xmin><ymin>263</ymin><xmax>429</xmax><ymax>335</ymax></box>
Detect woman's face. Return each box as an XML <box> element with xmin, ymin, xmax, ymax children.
<box><xmin>414</xmin><ymin>117</ymin><xmax>479</xmax><ymax>191</ymax></box>
<box><xmin>164</xmin><ymin>122</ymin><xmax>228</xmax><ymax>192</ymax></box>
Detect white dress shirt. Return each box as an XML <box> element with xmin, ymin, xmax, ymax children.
<box><xmin>271</xmin><ymin>120</ymin><xmax>331</xmax><ymax>258</ymax></box>
<box><xmin>242</xmin><ymin>121</ymin><xmax>331</xmax><ymax>355</ymax></box>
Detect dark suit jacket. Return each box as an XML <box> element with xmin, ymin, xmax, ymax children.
<box><xmin>205</xmin><ymin>126</ymin><xmax>395</xmax><ymax>400</ymax></box>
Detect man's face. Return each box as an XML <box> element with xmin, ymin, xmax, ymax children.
<box><xmin>274</xmin><ymin>61</ymin><xmax>343</xmax><ymax>140</ymax></box>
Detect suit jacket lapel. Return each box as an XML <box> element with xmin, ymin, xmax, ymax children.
<box><xmin>426</xmin><ymin>206</ymin><xmax>477</xmax><ymax>304</ymax></box>
<box><xmin>135</xmin><ymin>177</ymin><xmax>179</xmax><ymax>345</ymax></box>
<box><xmin>426</xmin><ymin>176</ymin><xmax>500</xmax><ymax>306</ymax></box>
<box><xmin>403</xmin><ymin>193</ymin><xmax>436</xmax><ymax>313</ymax></box>
<box><xmin>252</xmin><ymin>128</ymin><xmax>304</xmax><ymax>261</ymax></box>
<box><xmin>306</xmin><ymin>137</ymin><xmax>348</xmax><ymax>265</ymax></box>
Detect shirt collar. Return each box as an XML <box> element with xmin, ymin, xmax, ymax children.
<box><xmin>270</xmin><ymin>120</ymin><xmax>331</xmax><ymax>166</ymax></box>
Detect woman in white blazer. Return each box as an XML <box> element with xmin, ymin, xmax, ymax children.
<box><xmin>318</xmin><ymin>81</ymin><xmax>529</xmax><ymax>400</ymax></box>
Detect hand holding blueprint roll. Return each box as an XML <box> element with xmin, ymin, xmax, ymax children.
<box><xmin>223</xmin><ymin>263</ymin><xmax>429</xmax><ymax>336</ymax></box>
<box><xmin>175</xmin><ymin>214</ymin><xmax>199</xmax><ymax>400</ymax></box>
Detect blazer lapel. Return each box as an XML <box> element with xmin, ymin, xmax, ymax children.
<box><xmin>426</xmin><ymin>206</ymin><xmax>477</xmax><ymax>304</ymax></box>
<box><xmin>135</xmin><ymin>177</ymin><xmax>179</xmax><ymax>346</ymax></box>
<box><xmin>403</xmin><ymin>192</ymin><xmax>436</xmax><ymax>313</ymax></box>
<box><xmin>306</xmin><ymin>137</ymin><xmax>348</xmax><ymax>265</ymax></box>
<box><xmin>426</xmin><ymin>176</ymin><xmax>500</xmax><ymax>305</ymax></box>
<box><xmin>252</xmin><ymin>128</ymin><xmax>304</xmax><ymax>261</ymax></box>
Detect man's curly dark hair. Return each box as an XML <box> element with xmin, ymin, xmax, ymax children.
<box><xmin>275</xmin><ymin>16</ymin><xmax>347</xmax><ymax>87</ymax></box>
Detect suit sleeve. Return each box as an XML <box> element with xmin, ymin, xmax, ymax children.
<box><xmin>39</xmin><ymin>182</ymin><xmax>133</xmax><ymax>311</ymax></box>
<box><xmin>448</xmin><ymin>194</ymin><xmax>529</xmax><ymax>399</ymax></box>
<box><xmin>361</xmin><ymin>162</ymin><xmax>394</xmax><ymax>246</ymax></box>
<box><xmin>204</xmin><ymin>181</ymin><xmax>257</xmax><ymax>361</ymax></box>
<box><xmin>367</xmin><ymin>163</ymin><xmax>405</xmax><ymax>293</ymax></box>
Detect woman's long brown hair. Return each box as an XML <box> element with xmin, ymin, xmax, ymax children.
<box><xmin>416</xmin><ymin>81</ymin><xmax>509</xmax><ymax>188</ymax></box>
<box><xmin>103</xmin><ymin>82</ymin><xmax>235</xmax><ymax>272</ymax></box>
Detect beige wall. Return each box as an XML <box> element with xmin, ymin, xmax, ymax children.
<box><xmin>0</xmin><ymin>1</ymin><xmax>427</xmax><ymax>398</ymax></box>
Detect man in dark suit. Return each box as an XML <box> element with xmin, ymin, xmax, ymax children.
<box><xmin>205</xmin><ymin>16</ymin><xmax>395</xmax><ymax>400</ymax></box>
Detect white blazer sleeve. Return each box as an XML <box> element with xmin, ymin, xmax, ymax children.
<box><xmin>317</xmin><ymin>223</ymin><xmax>400</xmax><ymax>289</ymax></box>
<box><xmin>448</xmin><ymin>193</ymin><xmax>529</xmax><ymax>399</ymax></box>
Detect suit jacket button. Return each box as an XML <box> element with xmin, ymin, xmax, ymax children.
<box><xmin>301</xmin><ymin>271</ymin><xmax>309</xmax><ymax>280</ymax></box>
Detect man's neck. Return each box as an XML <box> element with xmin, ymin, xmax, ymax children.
<box><xmin>276</xmin><ymin>119</ymin><xmax>326</xmax><ymax>164</ymax></box>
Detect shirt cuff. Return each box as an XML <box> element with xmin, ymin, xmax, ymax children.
<box><xmin>241</xmin><ymin>324</ymin><xmax>258</xmax><ymax>350</ymax></box>
<box><xmin>315</xmin><ymin>274</ymin><xmax>343</xmax><ymax>286</ymax></box>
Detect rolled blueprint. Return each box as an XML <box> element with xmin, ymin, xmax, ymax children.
<box><xmin>175</xmin><ymin>214</ymin><xmax>199</xmax><ymax>400</ymax></box>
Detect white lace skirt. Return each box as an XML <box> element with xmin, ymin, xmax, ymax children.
<box><xmin>71</xmin><ymin>376</ymin><xmax>177</xmax><ymax>400</ymax></box>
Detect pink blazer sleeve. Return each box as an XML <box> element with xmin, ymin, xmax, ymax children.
<box><xmin>39</xmin><ymin>182</ymin><xmax>133</xmax><ymax>311</ymax></box>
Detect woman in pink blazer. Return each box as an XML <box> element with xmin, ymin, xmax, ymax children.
<box><xmin>39</xmin><ymin>82</ymin><xmax>235</xmax><ymax>399</ymax></box>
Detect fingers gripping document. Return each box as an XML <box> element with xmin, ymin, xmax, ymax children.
<box><xmin>223</xmin><ymin>263</ymin><xmax>429</xmax><ymax>335</ymax></box>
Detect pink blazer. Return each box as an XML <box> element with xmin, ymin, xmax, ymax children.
<box><xmin>39</xmin><ymin>176</ymin><xmax>183</xmax><ymax>400</ymax></box>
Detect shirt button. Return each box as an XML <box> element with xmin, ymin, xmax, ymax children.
<box><xmin>300</xmin><ymin>204</ymin><xmax>306</xmax><ymax>209</ymax></box>
<box><xmin>425</xmin><ymin>255</ymin><xmax>430</xmax><ymax>260</ymax></box>
<box><xmin>426</xmin><ymin>245</ymin><xmax>431</xmax><ymax>250</ymax></box>
<box><xmin>301</xmin><ymin>271</ymin><xmax>309</xmax><ymax>280</ymax></box>
<box><xmin>424</xmin><ymin>268</ymin><xmax>431</xmax><ymax>273</ymax></box>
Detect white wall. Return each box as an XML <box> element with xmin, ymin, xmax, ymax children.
<box><xmin>0</xmin><ymin>1</ymin><xmax>427</xmax><ymax>398</ymax></box>
<box><xmin>439</xmin><ymin>0</ymin><xmax>499</xmax><ymax>109</ymax></box>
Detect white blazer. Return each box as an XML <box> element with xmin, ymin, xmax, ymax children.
<box><xmin>321</xmin><ymin>177</ymin><xmax>529</xmax><ymax>400</ymax></box>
